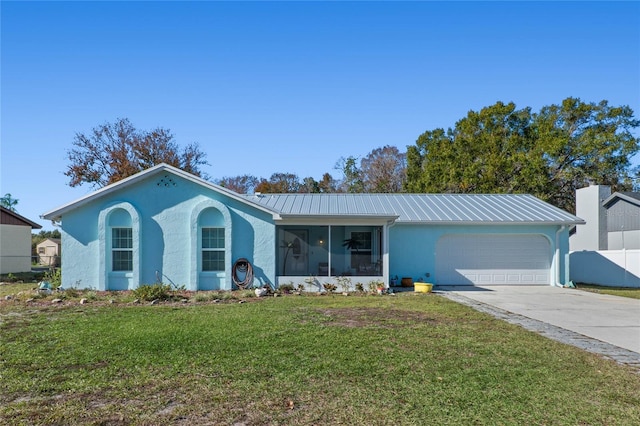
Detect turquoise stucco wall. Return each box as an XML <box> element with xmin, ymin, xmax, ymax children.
<box><xmin>388</xmin><ymin>224</ymin><xmax>571</xmax><ymax>286</ymax></box>
<box><xmin>59</xmin><ymin>172</ymin><xmax>276</xmax><ymax>290</ymax></box>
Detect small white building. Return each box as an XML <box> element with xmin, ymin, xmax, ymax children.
<box><xmin>0</xmin><ymin>206</ymin><xmax>42</xmax><ymax>274</ymax></box>
<box><xmin>36</xmin><ymin>238</ymin><xmax>61</xmax><ymax>266</ymax></box>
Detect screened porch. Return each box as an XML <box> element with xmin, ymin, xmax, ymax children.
<box><xmin>276</xmin><ymin>225</ymin><xmax>385</xmax><ymax>289</ymax></box>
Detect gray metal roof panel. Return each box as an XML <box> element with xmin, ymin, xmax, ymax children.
<box><xmin>242</xmin><ymin>193</ymin><xmax>583</xmax><ymax>224</ymax></box>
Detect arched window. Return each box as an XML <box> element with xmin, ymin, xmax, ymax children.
<box><xmin>190</xmin><ymin>201</ymin><xmax>232</xmax><ymax>291</ymax></box>
<box><xmin>98</xmin><ymin>202</ymin><xmax>140</xmax><ymax>291</ymax></box>
<box><xmin>200</xmin><ymin>208</ymin><xmax>225</xmax><ymax>272</ymax></box>
<box><xmin>109</xmin><ymin>209</ymin><xmax>133</xmax><ymax>272</ymax></box>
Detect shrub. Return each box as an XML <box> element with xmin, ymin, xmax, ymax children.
<box><xmin>44</xmin><ymin>268</ymin><xmax>62</xmax><ymax>289</ymax></box>
<box><xmin>218</xmin><ymin>292</ymin><xmax>237</xmax><ymax>301</ymax></box>
<box><xmin>323</xmin><ymin>283</ymin><xmax>337</xmax><ymax>293</ymax></box>
<box><xmin>336</xmin><ymin>276</ymin><xmax>351</xmax><ymax>292</ymax></box>
<box><xmin>132</xmin><ymin>283</ymin><xmax>173</xmax><ymax>301</ymax></box>
<box><xmin>64</xmin><ymin>288</ymin><xmax>80</xmax><ymax>299</ymax></box>
<box><xmin>279</xmin><ymin>283</ymin><xmax>294</xmax><ymax>293</ymax></box>
<box><xmin>193</xmin><ymin>293</ymin><xmax>209</xmax><ymax>302</ymax></box>
<box><xmin>368</xmin><ymin>280</ymin><xmax>384</xmax><ymax>292</ymax></box>
<box><xmin>238</xmin><ymin>290</ymin><xmax>255</xmax><ymax>298</ymax></box>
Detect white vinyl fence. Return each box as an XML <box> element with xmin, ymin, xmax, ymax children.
<box><xmin>570</xmin><ymin>250</ymin><xmax>640</xmax><ymax>288</ymax></box>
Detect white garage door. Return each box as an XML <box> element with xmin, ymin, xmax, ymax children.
<box><xmin>436</xmin><ymin>234</ymin><xmax>551</xmax><ymax>285</ymax></box>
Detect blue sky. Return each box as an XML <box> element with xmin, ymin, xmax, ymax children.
<box><xmin>2</xmin><ymin>1</ymin><xmax>639</xmax><ymax>230</ymax></box>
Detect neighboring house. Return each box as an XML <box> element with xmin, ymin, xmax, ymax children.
<box><xmin>570</xmin><ymin>185</ymin><xmax>640</xmax><ymax>287</ymax></box>
<box><xmin>570</xmin><ymin>185</ymin><xmax>640</xmax><ymax>251</ymax></box>
<box><xmin>603</xmin><ymin>191</ymin><xmax>640</xmax><ymax>250</ymax></box>
<box><xmin>41</xmin><ymin>164</ymin><xmax>583</xmax><ymax>291</ymax></box>
<box><xmin>36</xmin><ymin>238</ymin><xmax>61</xmax><ymax>266</ymax></box>
<box><xmin>0</xmin><ymin>206</ymin><xmax>42</xmax><ymax>274</ymax></box>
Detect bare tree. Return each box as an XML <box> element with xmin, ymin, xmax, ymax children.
<box><xmin>255</xmin><ymin>173</ymin><xmax>302</xmax><ymax>193</ymax></box>
<box><xmin>65</xmin><ymin>118</ymin><xmax>208</xmax><ymax>188</ymax></box>
<box><xmin>216</xmin><ymin>175</ymin><xmax>260</xmax><ymax>194</ymax></box>
<box><xmin>361</xmin><ymin>145</ymin><xmax>407</xmax><ymax>193</ymax></box>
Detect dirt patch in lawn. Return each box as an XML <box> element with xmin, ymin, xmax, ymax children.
<box><xmin>313</xmin><ymin>307</ymin><xmax>439</xmax><ymax>329</ymax></box>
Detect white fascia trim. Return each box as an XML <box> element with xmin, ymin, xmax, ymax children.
<box><xmin>42</xmin><ymin>163</ymin><xmax>280</xmax><ymax>221</ymax></box>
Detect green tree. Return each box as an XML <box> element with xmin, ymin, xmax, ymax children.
<box><xmin>317</xmin><ymin>173</ymin><xmax>339</xmax><ymax>193</ymax></box>
<box><xmin>335</xmin><ymin>156</ymin><xmax>364</xmax><ymax>193</ymax></box>
<box><xmin>0</xmin><ymin>193</ymin><xmax>18</xmax><ymax>211</ymax></box>
<box><xmin>65</xmin><ymin>118</ymin><xmax>208</xmax><ymax>188</ymax></box>
<box><xmin>405</xmin><ymin>98</ymin><xmax>640</xmax><ymax>212</ymax></box>
<box><xmin>300</xmin><ymin>177</ymin><xmax>320</xmax><ymax>193</ymax></box>
<box><xmin>533</xmin><ymin>98</ymin><xmax>640</xmax><ymax>211</ymax></box>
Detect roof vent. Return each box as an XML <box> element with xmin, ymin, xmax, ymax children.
<box><xmin>157</xmin><ymin>175</ymin><xmax>177</xmax><ymax>187</ymax></box>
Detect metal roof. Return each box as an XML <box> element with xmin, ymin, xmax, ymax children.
<box><xmin>243</xmin><ymin>193</ymin><xmax>584</xmax><ymax>224</ymax></box>
<box><xmin>40</xmin><ymin>164</ymin><xmax>584</xmax><ymax>226</ymax></box>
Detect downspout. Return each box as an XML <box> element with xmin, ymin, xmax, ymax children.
<box><xmin>555</xmin><ymin>225</ymin><xmax>566</xmax><ymax>287</ymax></box>
<box><xmin>327</xmin><ymin>225</ymin><xmax>332</xmax><ymax>279</ymax></box>
<box><xmin>384</xmin><ymin>219</ymin><xmax>397</xmax><ymax>288</ymax></box>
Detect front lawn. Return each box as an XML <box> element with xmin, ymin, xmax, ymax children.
<box><xmin>576</xmin><ymin>283</ymin><xmax>640</xmax><ymax>300</ymax></box>
<box><xmin>1</xmin><ymin>293</ymin><xmax>639</xmax><ymax>425</ymax></box>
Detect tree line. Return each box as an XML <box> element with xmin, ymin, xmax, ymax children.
<box><xmin>65</xmin><ymin>98</ymin><xmax>639</xmax><ymax>213</ymax></box>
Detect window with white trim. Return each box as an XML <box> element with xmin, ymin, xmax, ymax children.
<box><xmin>112</xmin><ymin>227</ymin><xmax>133</xmax><ymax>271</ymax></box>
<box><xmin>202</xmin><ymin>228</ymin><xmax>225</xmax><ymax>271</ymax></box>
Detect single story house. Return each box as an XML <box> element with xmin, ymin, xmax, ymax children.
<box><xmin>36</xmin><ymin>238</ymin><xmax>61</xmax><ymax>266</ymax></box>
<box><xmin>1</xmin><ymin>206</ymin><xmax>42</xmax><ymax>274</ymax></box>
<box><xmin>41</xmin><ymin>164</ymin><xmax>583</xmax><ymax>291</ymax></box>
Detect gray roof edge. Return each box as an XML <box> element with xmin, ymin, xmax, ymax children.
<box><xmin>394</xmin><ymin>219</ymin><xmax>585</xmax><ymax>226</ymax></box>
<box><xmin>41</xmin><ymin>164</ymin><xmax>279</xmax><ymax>221</ymax></box>
<box><xmin>276</xmin><ymin>214</ymin><xmax>400</xmax><ymax>221</ymax></box>
<box><xmin>602</xmin><ymin>191</ymin><xmax>640</xmax><ymax>208</ymax></box>
<box><xmin>518</xmin><ymin>194</ymin><xmax>584</xmax><ymax>220</ymax></box>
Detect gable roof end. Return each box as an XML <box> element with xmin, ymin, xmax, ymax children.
<box><xmin>1</xmin><ymin>206</ymin><xmax>42</xmax><ymax>229</ymax></box>
<box><xmin>602</xmin><ymin>191</ymin><xmax>640</xmax><ymax>208</ymax></box>
<box><xmin>41</xmin><ymin>163</ymin><xmax>280</xmax><ymax>222</ymax></box>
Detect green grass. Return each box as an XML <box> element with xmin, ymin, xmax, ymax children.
<box><xmin>1</xmin><ymin>294</ymin><xmax>639</xmax><ymax>425</ymax></box>
<box><xmin>576</xmin><ymin>283</ymin><xmax>640</xmax><ymax>299</ymax></box>
<box><xmin>0</xmin><ymin>271</ymin><xmax>46</xmax><ymax>284</ymax></box>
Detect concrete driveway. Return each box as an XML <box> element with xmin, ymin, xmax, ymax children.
<box><xmin>438</xmin><ymin>285</ymin><xmax>640</xmax><ymax>355</ymax></box>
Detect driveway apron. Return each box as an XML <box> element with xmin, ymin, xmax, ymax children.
<box><xmin>438</xmin><ymin>285</ymin><xmax>640</xmax><ymax>366</ymax></box>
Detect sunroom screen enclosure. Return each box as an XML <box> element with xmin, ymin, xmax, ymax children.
<box><xmin>277</xmin><ymin>225</ymin><xmax>383</xmax><ymax>285</ymax></box>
